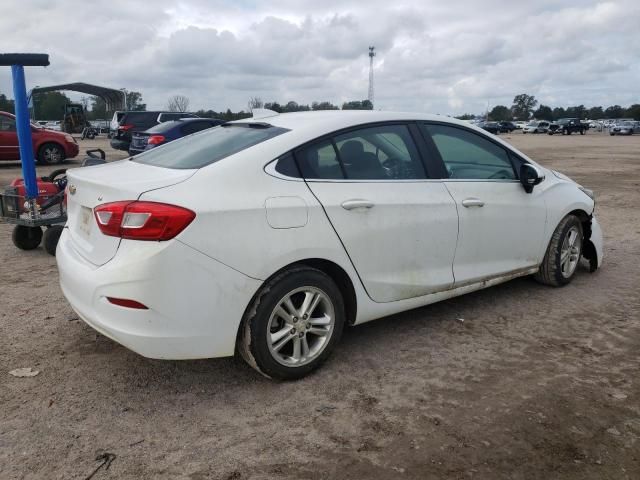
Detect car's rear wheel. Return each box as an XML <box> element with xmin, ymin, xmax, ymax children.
<box><xmin>535</xmin><ymin>215</ymin><xmax>583</xmax><ymax>287</ymax></box>
<box><xmin>38</xmin><ymin>143</ymin><xmax>65</xmax><ymax>165</ymax></box>
<box><xmin>238</xmin><ymin>266</ymin><xmax>345</xmax><ymax>380</ymax></box>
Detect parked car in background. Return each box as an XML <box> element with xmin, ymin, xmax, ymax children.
<box><xmin>548</xmin><ymin>118</ymin><xmax>587</xmax><ymax>135</ymax></box>
<box><xmin>479</xmin><ymin>121</ymin><xmax>500</xmax><ymax>134</ymax></box>
<box><xmin>129</xmin><ymin>118</ymin><xmax>224</xmax><ymax>155</ymax></box>
<box><xmin>110</xmin><ymin>111</ymin><xmax>200</xmax><ymax>151</ymax></box>
<box><xmin>514</xmin><ymin>121</ymin><xmax>527</xmax><ymax>130</ymax></box>
<box><xmin>609</xmin><ymin>121</ymin><xmax>639</xmax><ymax>136</ymax></box>
<box><xmin>498</xmin><ymin>121</ymin><xmax>517</xmax><ymax>133</ymax></box>
<box><xmin>109</xmin><ymin>111</ymin><xmax>125</xmax><ymax>138</ymax></box>
<box><xmin>523</xmin><ymin>121</ymin><xmax>550</xmax><ymax>134</ymax></box>
<box><xmin>0</xmin><ymin>111</ymin><xmax>79</xmax><ymax>164</ymax></box>
<box><xmin>57</xmin><ymin>110</ymin><xmax>602</xmax><ymax>379</ymax></box>
<box><xmin>45</xmin><ymin>120</ymin><xmax>62</xmax><ymax>131</ymax></box>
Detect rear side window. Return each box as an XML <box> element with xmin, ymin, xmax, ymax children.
<box><xmin>424</xmin><ymin>124</ymin><xmax>516</xmax><ymax>180</ymax></box>
<box><xmin>133</xmin><ymin>124</ymin><xmax>289</xmax><ymax>169</ymax></box>
<box><xmin>297</xmin><ymin>140</ymin><xmax>344</xmax><ymax>179</ymax></box>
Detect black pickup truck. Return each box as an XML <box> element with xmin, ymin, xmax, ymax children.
<box><xmin>548</xmin><ymin>118</ymin><xmax>587</xmax><ymax>135</ymax></box>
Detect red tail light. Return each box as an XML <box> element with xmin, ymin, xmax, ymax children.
<box><xmin>94</xmin><ymin>201</ymin><xmax>195</xmax><ymax>241</ymax></box>
<box><xmin>147</xmin><ymin>135</ymin><xmax>165</xmax><ymax>145</ymax></box>
<box><xmin>118</xmin><ymin>124</ymin><xmax>134</xmax><ymax>131</ymax></box>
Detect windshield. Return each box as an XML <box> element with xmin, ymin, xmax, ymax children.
<box><xmin>133</xmin><ymin>123</ymin><xmax>289</xmax><ymax>169</ymax></box>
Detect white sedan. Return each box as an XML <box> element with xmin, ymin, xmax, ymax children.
<box><xmin>57</xmin><ymin>110</ymin><xmax>603</xmax><ymax>379</ymax></box>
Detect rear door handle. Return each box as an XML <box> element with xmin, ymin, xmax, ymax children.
<box><xmin>461</xmin><ymin>198</ymin><xmax>485</xmax><ymax>208</ymax></box>
<box><xmin>341</xmin><ymin>199</ymin><xmax>375</xmax><ymax>210</ymax></box>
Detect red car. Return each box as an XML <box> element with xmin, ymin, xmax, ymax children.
<box><xmin>0</xmin><ymin>111</ymin><xmax>79</xmax><ymax>164</ymax></box>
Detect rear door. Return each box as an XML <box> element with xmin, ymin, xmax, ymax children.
<box><xmin>297</xmin><ymin>123</ymin><xmax>458</xmax><ymax>303</ymax></box>
<box><xmin>421</xmin><ymin>123</ymin><xmax>547</xmax><ymax>285</ymax></box>
<box><xmin>0</xmin><ymin>114</ymin><xmax>19</xmax><ymax>160</ymax></box>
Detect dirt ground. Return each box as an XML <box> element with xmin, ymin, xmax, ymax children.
<box><xmin>1</xmin><ymin>131</ymin><xmax>639</xmax><ymax>480</ymax></box>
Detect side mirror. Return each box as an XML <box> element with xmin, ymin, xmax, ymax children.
<box><xmin>520</xmin><ymin>164</ymin><xmax>544</xmax><ymax>193</ymax></box>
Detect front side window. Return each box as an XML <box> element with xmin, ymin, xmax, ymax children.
<box><xmin>134</xmin><ymin>124</ymin><xmax>289</xmax><ymax>169</ymax></box>
<box><xmin>424</xmin><ymin>124</ymin><xmax>516</xmax><ymax>180</ymax></box>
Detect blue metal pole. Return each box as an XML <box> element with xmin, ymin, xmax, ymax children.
<box><xmin>11</xmin><ymin>65</ymin><xmax>38</xmax><ymax>199</ymax></box>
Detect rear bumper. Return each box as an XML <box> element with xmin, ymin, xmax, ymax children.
<box><xmin>110</xmin><ymin>138</ymin><xmax>130</xmax><ymax>151</ymax></box>
<box><xmin>56</xmin><ymin>229</ymin><xmax>261</xmax><ymax>359</ymax></box>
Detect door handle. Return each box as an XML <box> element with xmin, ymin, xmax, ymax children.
<box><xmin>341</xmin><ymin>199</ymin><xmax>375</xmax><ymax>210</ymax></box>
<box><xmin>461</xmin><ymin>198</ymin><xmax>485</xmax><ymax>208</ymax></box>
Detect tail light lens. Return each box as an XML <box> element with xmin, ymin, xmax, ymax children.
<box><xmin>94</xmin><ymin>201</ymin><xmax>195</xmax><ymax>241</ymax></box>
<box><xmin>118</xmin><ymin>124</ymin><xmax>134</xmax><ymax>131</ymax></box>
<box><xmin>147</xmin><ymin>135</ymin><xmax>165</xmax><ymax>145</ymax></box>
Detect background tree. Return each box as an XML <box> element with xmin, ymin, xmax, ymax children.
<box><xmin>455</xmin><ymin>113</ymin><xmax>475</xmax><ymax>120</ymax></box>
<box><xmin>626</xmin><ymin>104</ymin><xmax>640</xmax><ymax>120</ymax></box>
<box><xmin>587</xmin><ymin>106</ymin><xmax>604</xmax><ymax>120</ymax></box>
<box><xmin>32</xmin><ymin>91</ymin><xmax>71</xmax><ymax>120</ymax></box>
<box><xmin>88</xmin><ymin>96</ymin><xmax>107</xmax><ymax>120</ymax></box>
<box><xmin>533</xmin><ymin>105</ymin><xmax>553</xmax><ymax>121</ymax></box>
<box><xmin>167</xmin><ymin>95</ymin><xmax>190</xmax><ymax>112</ymax></box>
<box><xmin>511</xmin><ymin>94</ymin><xmax>538</xmax><ymax>120</ymax></box>
<box><xmin>311</xmin><ymin>101</ymin><xmax>339</xmax><ymax>111</ymax></box>
<box><xmin>264</xmin><ymin>102</ymin><xmax>283</xmax><ymax>113</ymax></box>
<box><xmin>247</xmin><ymin>96</ymin><xmax>263</xmax><ymax>112</ymax></box>
<box><xmin>565</xmin><ymin>105</ymin><xmax>587</xmax><ymax>119</ymax></box>
<box><xmin>123</xmin><ymin>90</ymin><xmax>146</xmax><ymax>111</ymax></box>
<box><xmin>488</xmin><ymin>105</ymin><xmax>511</xmax><ymax>121</ymax></box>
<box><xmin>604</xmin><ymin>105</ymin><xmax>625</xmax><ymax>118</ymax></box>
<box><xmin>0</xmin><ymin>92</ymin><xmax>14</xmax><ymax>113</ymax></box>
<box><xmin>342</xmin><ymin>99</ymin><xmax>373</xmax><ymax>110</ymax></box>
<box><xmin>552</xmin><ymin>107</ymin><xmax>566</xmax><ymax>120</ymax></box>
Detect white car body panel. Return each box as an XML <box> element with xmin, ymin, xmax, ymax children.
<box><xmin>443</xmin><ymin>180</ymin><xmax>547</xmax><ymax>285</ymax></box>
<box><xmin>56</xmin><ymin>110</ymin><xmax>603</xmax><ymax>361</ymax></box>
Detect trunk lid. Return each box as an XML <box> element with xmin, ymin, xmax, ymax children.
<box><xmin>65</xmin><ymin>160</ymin><xmax>195</xmax><ymax>265</ymax></box>
<box><xmin>130</xmin><ymin>132</ymin><xmax>150</xmax><ymax>150</ymax></box>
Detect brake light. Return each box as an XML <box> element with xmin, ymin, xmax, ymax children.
<box><xmin>147</xmin><ymin>135</ymin><xmax>165</xmax><ymax>145</ymax></box>
<box><xmin>118</xmin><ymin>124</ymin><xmax>134</xmax><ymax>131</ymax></box>
<box><xmin>94</xmin><ymin>201</ymin><xmax>195</xmax><ymax>240</ymax></box>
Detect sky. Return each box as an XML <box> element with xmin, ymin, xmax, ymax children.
<box><xmin>1</xmin><ymin>0</ymin><xmax>638</xmax><ymax>115</ymax></box>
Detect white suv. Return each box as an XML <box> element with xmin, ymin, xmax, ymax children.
<box><xmin>57</xmin><ymin>110</ymin><xmax>603</xmax><ymax>379</ymax></box>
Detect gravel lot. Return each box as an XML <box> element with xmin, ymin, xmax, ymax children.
<box><xmin>1</xmin><ymin>131</ymin><xmax>639</xmax><ymax>479</ymax></box>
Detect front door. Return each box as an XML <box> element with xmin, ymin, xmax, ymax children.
<box><xmin>422</xmin><ymin>123</ymin><xmax>547</xmax><ymax>285</ymax></box>
<box><xmin>297</xmin><ymin>123</ymin><xmax>459</xmax><ymax>303</ymax></box>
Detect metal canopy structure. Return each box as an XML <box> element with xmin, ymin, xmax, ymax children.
<box><xmin>29</xmin><ymin>82</ymin><xmax>126</xmax><ymax>111</ymax></box>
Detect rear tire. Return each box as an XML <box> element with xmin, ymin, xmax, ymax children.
<box><xmin>43</xmin><ymin>226</ymin><xmax>64</xmax><ymax>256</ymax></box>
<box><xmin>535</xmin><ymin>215</ymin><xmax>583</xmax><ymax>287</ymax></box>
<box><xmin>12</xmin><ymin>225</ymin><xmax>43</xmax><ymax>250</ymax></box>
<box><xmin>238</xmin><ymin>266</ymin><xmax>345</xmax><ymax>380</ymax></box>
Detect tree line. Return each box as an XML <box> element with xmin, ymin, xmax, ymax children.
<box><xmin>459</xmin><ymin>94</ymin><xmax>640</xmax><ymax>122</ymax></box>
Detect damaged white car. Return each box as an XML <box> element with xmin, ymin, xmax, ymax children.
<box><xmin>57</xmin><ymin>110</ymin><xmax>603</xmax><ymax>379</ymax></box>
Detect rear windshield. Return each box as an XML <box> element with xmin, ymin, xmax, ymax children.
<box><xmin>145</xmin><ymin>121</ymin><xmax>182</xmax><ymax>134</ymax></box>
<box><xmin>133</xmin><ymin>123</ymin><xmax>289</xmax><ymax>169</ymax></box>
<box><xmin>122</xmin><ymin>112</ymin><xmax>160</xmax><ymax>126</ymax></box>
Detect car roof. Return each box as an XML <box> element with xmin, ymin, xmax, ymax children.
<box><xmin>234</xmin><ymin>110</ymin><xmax>470</xmax><ymax>136</ymax></box>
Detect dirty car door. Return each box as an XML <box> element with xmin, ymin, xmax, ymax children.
<box><xmin>298</xmin><ymin>123</ymin><xmax>458</xmax><ymax>303</ymax></box>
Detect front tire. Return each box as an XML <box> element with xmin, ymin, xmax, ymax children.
<box><xmin>38</xmin><ymin>143</ymin><xmax>65</xmax><ymax>165</ymax></box>
<box><xmin>535</xmin><ymin>215</ymin><xmax>583</xmax><ymax>287</ymax></box>
<box><xmin>238</xmin><ymin>266</ymin><xmax>345</xmax><ymax>380</ymax></box>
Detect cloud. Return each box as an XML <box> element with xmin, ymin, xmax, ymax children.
<box><xmin>0</xmin><ymin>0</ymin><xmax>638</xmax><ymax>115</ymax></box>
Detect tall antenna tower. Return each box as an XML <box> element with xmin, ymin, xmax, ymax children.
<box><xmin>368</xmin><ymin>46</ymin><xmax>375</xmax><ymax>107</ymax></box>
